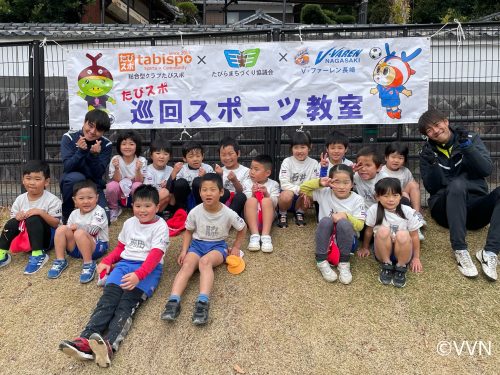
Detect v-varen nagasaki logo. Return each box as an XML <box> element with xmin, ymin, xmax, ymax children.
<box><xmin>315</xmin><ymin>47</ymin><xmax>362</xmax><ymax>64</ymax></box>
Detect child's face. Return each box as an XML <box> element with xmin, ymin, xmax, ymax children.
<box><xmin>82</xmin><ymin>121</ymin><xmax>104</xmax><ymax>142</ymax></box>
<box><xmin>200</xmin><ymin>180</ymin><xmax>223</xmax><ymax>208</ymax></box>
<box><xmin>249</xmin><ymin>161</ymin><xmax>271</xmax><ymax>184</ymax></box>
<box><xmin>292</xmin><ymin>144</ymin><xmax>310</xmax><ymax>161</ymax></box>
<box><xmin>73</xmin><ymin>187</ymin><xmax>98</xmax><ymax>214</ymax></box>
<box><xmin>22</xmin><ymin>172</ymin><xmax>49</xmax><ymax>198</ymax></box>
<box><xmin>329</xmin><ymin>171</ymin><xmax>353</xmax><ymax>199</ymax></box>
<box><xmin>183</xmin><ymin>149</ymin><xmax>204</xmax><ymax>169</ymax></box>
<box><xmin>356</xmin><ymin>155</ymin><xmax>381</xmax><ymax>180</ymax></box>
<box><xmin>133</xmin><ymin>198</ymin><xmax>159</xmax><ymax>223</ymax></box>
<box><xmin>151</xmin><ymin>150</ymin><xmax>170</xmax><ymax>169</ymax></box>
<box><xmin>385</xmin><ymin>152</ymin><xmax>405</xmax><ymax>171</ymax></box>
<box><xmin>327</xmin><ymin>143</ymin><xmax>347</xmax><ymax>164</ymax></box>
<box><xmin>377</xmin><ymin>190</ymin><xmax>402</xmax><ymax>211</ymax></box>
<box><xmin>120</xmin><ymin>138</ymin><xmax>137</xmax><ymax>158</ymax></box>
<box><xmin>219</xmin><ymin>145</ymin><xmax>240</xmax><ymax>169</ymax></box>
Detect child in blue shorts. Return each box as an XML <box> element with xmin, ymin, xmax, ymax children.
<box><xmin>47</xmin><ymin>180</ymin><xmax>109</xmax><ymax>283</ymax></box>
<box><xmin>161</xmin><ymin>173</ymin><xmax>246</xmax><ymax>325</ymax></box>
<box><xmin>358</xmin><ymin>177</ymin><xmax>424</xmax><ymax>288</ymax></box>
<box><xmin>59</xmin><ymin>185</ymin><xmax>169</xmax><ymax>367</ymax></box>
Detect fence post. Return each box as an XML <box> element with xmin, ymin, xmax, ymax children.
<box><xmin>30</xmin><ymin>40</ymin><xmax>45</xmax><ymax>161</ymax></box>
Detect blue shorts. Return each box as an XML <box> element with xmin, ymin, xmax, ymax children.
<box><xmin>67</xmin><ymin>240</ymin><xmax>108</xmax><ymax>260</ymax></box>
<box><xmin>188</xmin><ymin>239</ymin><xmax>228</xmax><ymax>261</ymax></box>
<box><xmin>278</xmin><ymin>191</ymin><xmax>299</xmax><ymax>213</ymax></box>
<box><xmin>373</xmin><ymin>243</ymin><xmax>413</xmax><ymax>265</ymax></box>
<box><xmin>106</xmin><ymin>259</ymin><xmax>163</xmax><ymax>298</ymax></box>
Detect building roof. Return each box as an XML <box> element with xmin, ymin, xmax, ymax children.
<box><xmin>232</xmin><ymin>9</ymin><xmax>282</xmax><ymax>26</ymax></box>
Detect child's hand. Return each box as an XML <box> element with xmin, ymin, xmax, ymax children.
<box><xmin>227</xmin><ymin>171</ymin><xmax>237</xmax><ymax>182</ymax></box>
<box><xmin>25</xmin><ymin>208</ymin><xmax>42</xmax><ymax>218</ymax></box>
<box><xmin>319</xmin><ymin>177</ymin><xmax>331</xmax><ymax>187</ymax></box>
<box><xmin>320</xmin><ymin>152</ymin><xmax>329</xmax><ymax>167</ymax></box>
<box><xmin>214</xmin><ymin>164</ymin><xmax>223</xmax><ymax>175</ymax></box>
<box><xmin>76</xmin><ymin>136</ymin><xmax>88</xmax><ymax>150</ymax></box>
<box><xmin>90</xmin><ymin>139</ymin><xmax>101</xmax><ymax>154</ymax></box>
<box><xmin>352</xmin><ymin>162</ymin><xmax>361</xmax><ymax>172</ymax></box>
<box><xmin>15</xmin><ymin>211</ymin><xmax>26</xmax><ymax>221</ymax></box>
<box><xmin>160</xmin><ymin>179</ymin><xmax>167</xmax><ymax>188</ymax></box>
<box><xmin>357</xmin><ymin>247</ymin><xmax>370</xmax><ymax>258</ymax></box>
<box><xmin>177</xmin><ymin>250</ymin><xmax>187</xmax><ymax>266</ymax></box>
<box><xmin>331</xmin><ymin>212</ymin><xmax>347</xmax><ymax>223</ymax></box>
<box><xmin>135</xmin><ymin>159</ymin><xmax>143</xmax><ymax>171</ymax></box>
<box><xmin>96</xmin><ymin>262</ymin><xmax>111</xmax><ymax>275</ymax></box>
<box><xmin>251</xmin><ymin>183</ymin><xmax>259</xmax><ymax>194</ymax></box>
<box><xmin>68</xmin><ymin>223</ymin><xmax>78</xmax><ymax>231</ymax></box>
<box><xmin>410</xmin><ymin>258</ymin><xmax>423</xmax><ymax>273</ymax></box>
<box><xmin>301</xmin><ymin>193</ymin><xmax>311</xmax><ymax>209</ymax></box>
<box><xmin>120</xmin><ymin>272</ymin><xmax>140</xmax><ymax>290</ymax></box>
<box><xmin>259</xmin><ymin>185</ymin><xmax>269</xmax><ymax>197</ymax></box>
<box><xmin>112</xmin><ymin>156</ymin><xmax>120</xmax><ymax>168</ymax></box>
<box><xmin>229</xmin><ymin>247</ymin><xmax>240</xmax><ymax>256</ymax></box>
<box><xmin>198</xmin><ymin>167</ymin><xmax>206</xmax><ymax>177</ymax></box>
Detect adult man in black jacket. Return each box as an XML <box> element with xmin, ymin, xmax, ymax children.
<box><xmin>418</xmin><ymin>108</ymin><xmax>499</xmax><ymax>281</ymax></box>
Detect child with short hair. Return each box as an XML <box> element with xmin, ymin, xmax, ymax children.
<box><xmin>171</xmin><ymin>141</ymin><xmax>214</xmax><ymax>211</ymax></box>
<box><xmin>0</xmin><ymin>160</ymin><xmax>61</xmax><ymax>274</ymax></box>
<box><xmin>301</xmin><ymin>164</ymin><xmax>365</xmax><ymax>284</ymax></box>
<box><xmin>47</xmin><ymin>180</ymin><xmax>109</xmax><ymax>283</ymax></box>
<box><xmin>106</xmin><ymin>131</ymin><xmax>147</xmax><ymax>222</ymax></box>
<box><xmin>358</xmin><ymin>177</ymin><xmax>424</xmax><ymax>288</ymax></box>
<box><xmin>277</xmin><ymin>131</ymin><xmax>319</xmax><ymax>228</ymax></box>
<box><xmin>59</xmin><ymin>185</ymin><xmax>169</xmax><ymax>367</ymax></box>
<box><xmin>243</xmin><ymin>154</ymin><xmax>280</xmax><ymax>252</ymax></box>
<box><xmin>161</xmin><ymin>173</ymin><xmax>246</xmax><ymax>325</ymax></box>
<box><xmin>353</xmin><ymin>146</ymin><xmax>388</xmax><ymax>211</ymax></box>
<box><xmin>319</xmin><ymin>130</ymin><xmax>354</xmax><ymax>178</ymax></box>
<box><xmin>144</xmin><ymin>138</ymin><xmax>173</xmax><ymax>213</ymax></box>
<box><xmin>214</xmin><ymin>136</ymin><xmax>249</xmax><ymax>217</ymax></box>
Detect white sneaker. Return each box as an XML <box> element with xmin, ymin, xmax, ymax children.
<box><xmin>247</xmin><ymin>234</ymin><xmax>260</xmax><ymax>252</ymax></box>
<box><xmin>260</xmin><ymin>235</ymin><xmax>273</xmax><ymax>253</ymax></box>
<box><xmin>418</xmin><ymin>228</ymin><xmax>425</xmax><ymax>241</ymax></box>
<box><xmin>109</xmin><ymin>207</ymin><xmax>122</xmax><ymax>223</ymax></box>
<box><xmin>455</xmin><ymin>250</ymin><xmax>478</xmax><ymax>278</ymax></box>
<box><xmin>337</xmin><ymin>262</ymin><xmax>352</xmax><ymax>284</ymax></box>
<box><xmin>316</xmin><ymin>260</ymin><xmax>337</xmax><ymax>282</ymax></box>
<box><xmin>475</xmin><ymin>249</ymin><xmax>498</xmax><ymax>281</ymax></box>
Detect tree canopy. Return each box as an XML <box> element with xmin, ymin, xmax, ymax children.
<box><xmin>0</xmin><ymin>0</ymin><xmax>94</xmax><ymax>23</ymax></box>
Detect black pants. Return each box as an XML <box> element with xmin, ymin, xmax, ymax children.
<box><xmin>80</xmin><ymin>284</ymin><xmax>147</xmax><ymax>351</ymax></box>
<box><xmin>220</xmin><ymin>189</ymin><xmax>247</xmax><ymax>217</ymax></box>
<box><xmin>0</xmin><ymin>216</ymin><xmax>52</xmax><ymax>251</ymax></box>
<box><xmin>430</xmin><ymin>178</ymin><xmax>500</xmax><ymax>254</ymax></box>
<box><xmin>171</xmin><ymin>177</ymin><xmax>202</xmax><ymax>210</ymax></box>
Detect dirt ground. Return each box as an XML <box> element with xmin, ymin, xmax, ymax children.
<box><xmin>0</xmin><ymin>209</ymin><xmax>498</xmax><ymax>375</ymax></box>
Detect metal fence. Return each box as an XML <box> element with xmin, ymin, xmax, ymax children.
<box><xmin>0</xmin><ymin>22</ymin><xmax>499</xmax><ymax>207</ymax></box>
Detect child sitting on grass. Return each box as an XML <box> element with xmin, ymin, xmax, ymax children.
<box><xmin>59</xmin><ymin>185</ymin><xmax>169</xmax><ymax>368</ymax></box>
<box><xmin>144</xmin><ymin>138</ymin><xmax>174</xmax><ymax>214</ymax></box>
<box><xmin>47</xmin><ymin>179</ymin><xmax>108</xmax><ymax>283</ymax></box>
<box><xmin>243</xmin><ymin>154</ymin><xmax>280</xmax><ymax>253</ymax></box>
<box><xmin>358</xmin><ymin>177</ymin><xmax>424</xmax><ymax>288</ymax></box>
<box><xmin>161</xmin><ymin>173</ymin><xmax>246</xmax><ymax>325</ymax></box>
<box><xmin>0</xmin><ymin>160</ymin><xmax>61</xmax><ymax>274</ymax></box>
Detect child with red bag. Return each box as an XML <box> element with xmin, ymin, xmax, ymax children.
<box><xmin>300</xmin><ymin>164</ymin><xmax>365</xmax><ymax>284</ymax></box>
<box><xmin>0</xmin><ymin>160</ymin><xmax>62</xmax><ymax>274</ymax></box>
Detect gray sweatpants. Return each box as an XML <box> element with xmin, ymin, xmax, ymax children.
<box><xmin>315</xmin><ymin>217</ymin><xmax>355</xmax><ymax>263</ymax></box>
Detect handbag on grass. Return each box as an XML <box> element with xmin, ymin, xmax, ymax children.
<box><xmin>9</xmin><ymin>220</ymin><xmax>31</xmax><ymax>253</ymax></box>
<box><xmin>327</xmin><ymin>224</ymin><xmax>340</xmax><ymax>266</ymax></box>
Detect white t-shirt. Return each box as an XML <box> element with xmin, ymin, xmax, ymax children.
<box><xmin>279</xmin><ymin>156</ymin><xmax>320</xmax><ymax>194</ymax></box>
<box><xmin>108</xmin><ymin>155</ymin><xmax>148</xmax><ymax>180</ymax></box>
<box><xmin>176</xmin><ymin>163</ymin><xmax>214</xmax><ymax>187</ymax></box>
<box><xmin>11</xmin><ymin>190</ymin><xmax>62</xmax><ymax>219</ymax></box>
<box><xmin>186</xmin><ymin>203</ymin><xmax>246</xmax><ymax>241</ymax></box>
<box><xmin>222</xmin><ymin>164</ymin><xmax>250</xmax><ymax>193</ymax></box>
<box><xmin>313</xmin><ymin>188</ymin><xmax>366</xmax><ymax>223</ymax></box>
<box><xmin>144</xmin><ymin>164</ymin><xmax>173</xmax><ymax>190</ymax></box>
<box><xmin>380</xmin><ymin>165</ymin><xmax>414</xmax><ymax>190</ymax></box>
<box><xmin>118</xmin><ymin>216</ymin><xmax>169</xmax><ymax>263</ymax></box>
<box><xmin>243</xmin><ymin>178</ymin><xmax>280</xmax><ymax>207</ymax></box>
<box><xmin>67</xmin><ymin>205</ymin><xmax>109</xmax><ymax>242</ymax></box>
<box><xmin>365</xmin><ymin>203</ymin><xmax>424</xmax><ymax>234</ymax></box>
<box><xmin>353</xmin><ymin>171</ymin><xmax>388</xmax><ymax>211</ymax></box>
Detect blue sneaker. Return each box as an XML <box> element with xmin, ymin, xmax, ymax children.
<box><xmin>47</xmin><ymin>259</ymin><xmax>69</xmax><ymax>279</ymax></box>
<box><xmin>0</xmin><ymin>253</ymin><xmax>12</xmax><ymax>269</ymax></box>
<box><xmin>80</xmin><ymin>262</ymin><xmax>96</xmax><ymax>284</ymax></box>
<box><xmin>24</xmin><ymin>253</ymin><xmax>49</xmax><ymax>275</ymax></box>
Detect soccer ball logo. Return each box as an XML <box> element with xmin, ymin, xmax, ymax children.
<box><xmin>369</xmin><ymin>47</ymin><xmax>382</xmax><ymax>60</ymax></box>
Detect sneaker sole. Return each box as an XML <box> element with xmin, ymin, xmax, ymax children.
<box><xmin>160</xmin><ymin>308</ymin><xmax>181</xmax><ymax>321</ymax></box>
<box><xmin>378</xmin><ymin>277</ymin><xmax>392</xmax><ymax>285</ymax></box>
<box><xmin>59</xmin><ymin>341</ymin><xmax>93</xmax><ymax>361</ymax></box>
<box><xmin>89</xmin><ymin>335</ymin><xmax>111</xmax><ymax>368</ymax></box>
<box><xmin>475</xmin><ymin>252</ymin><xmax>498</xmax><ymax>282</ymax></box>
<box><xmin>192</xmin><ymin>318</ymin><xmax>208</xmax><ymax>326</ymax></box>
<box><xmin>247</xmin><ymin>245</ymin><xmax>261</xmax><ymax>252</ymax></box>
<box><xmin>80</xmin><ymin>270</ymin><xmax>97</xmax><ymax>284</ymax></box>
<box><xmin>24</xmin><ymin>255</ymin><xmax>49</xmax><ymax>275</ymax></box>
<box><xmin>48</xmin><ymin>263</ymin><xmax>69</xmax><ymax>279</ymax></box>
<box><xmin>458</xmin><ymin>267</ymin><xmax>478</xmax><ymax>278</ymax></box>
<box><xmin>261</xmin><ymin>247</ymin><xmax>273</xmax><ymax>253</ymax></box>
<box><xmin>0</xmin><ymin>255</ymin><xmax>12</xmax><ymax>269</ymax></box>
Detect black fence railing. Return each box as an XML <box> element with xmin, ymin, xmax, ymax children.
<box><xmin>0</xmin><ymin>22</ymin><xmax>499</xmax><ymax>207</ymax></box>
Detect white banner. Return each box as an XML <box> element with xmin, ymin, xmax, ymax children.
<box><xmin>66</xmin><ymin>38</ymin><xmax>430</xmax><ymax>130</ymax></box>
